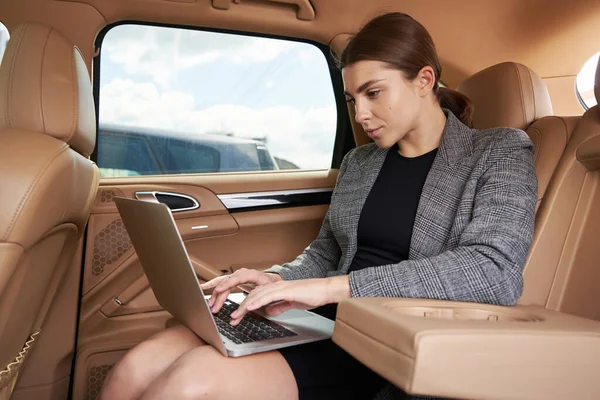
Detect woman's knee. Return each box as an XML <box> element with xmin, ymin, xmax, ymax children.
<box><xmin>102</xmin><ymin>339</ymin><xmax>161</xmax><ymax>395</ymax></box>
<box><xmin>101</xmin><ymin>326</ymin><xmax>202</xmax><ymax>398</ymax></box>
<box><xmin>150</xmin><ymin>350</ymin><xmax>222</xmax><ymax>399</ymax></box>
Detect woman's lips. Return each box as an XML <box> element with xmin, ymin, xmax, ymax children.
<box><xmin>366</xmin><ymin>127</ymin><xmax>382</xmax><ymax>139</ymax></box>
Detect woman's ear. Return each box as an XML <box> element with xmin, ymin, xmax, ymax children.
<box><xmin>417</xmin><ymin>66</ymin><xmax>436</xmax><ymax>96</ymax></box>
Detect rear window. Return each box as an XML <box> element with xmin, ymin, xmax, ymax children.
<box><xmin>96</xmin><ymin>24</ymin><xmax>338</xmax><ymax>177</ymax></box>
<box><xmin>0</xmin><ymin>22</ymin><xmax>9</xmax><ymax>64</ymax></box>
<box><xmin>576</xmin><ymin>52</ymin><xmax>599</xmax><ymax>110</ymax></box>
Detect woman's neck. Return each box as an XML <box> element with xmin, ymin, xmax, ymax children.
<box><xmin>397</xmin><ymin>104</ymin><xmax>447</xmax><ymax>158</ymax></box>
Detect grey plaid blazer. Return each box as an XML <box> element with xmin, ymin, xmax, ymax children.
<box><xmin>265</xmin><ymin>110</ymin><xmax>538</xmax><ymax>399</ymax></box>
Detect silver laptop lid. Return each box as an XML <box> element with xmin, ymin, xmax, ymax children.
<box><xmin>113</xmin><ymin>197</ymin><xmax>228</xmax><ymax>356</ymax></box>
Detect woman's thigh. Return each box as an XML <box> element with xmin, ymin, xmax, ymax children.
<box><xmin>139</xmin><ymin>344</ymin><xmax>298</xmax><ymax>400</ymax></box>
<box><xmin>100</xmin><ymin>324</ymin><xmax>206</xmax><ymax>400</ymax></box>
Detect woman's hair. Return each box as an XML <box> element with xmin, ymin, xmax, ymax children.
<box><xmin>338</xmin><ymin>12</ymin><xmax>473</xmax><ymax>128</ymax></box>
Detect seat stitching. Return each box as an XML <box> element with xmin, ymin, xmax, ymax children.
<box><xmin>5</xmin><ymin>24</ymin><xmax>27</xmax><ymax>129</ymax></box>
<box><xmin>66</xmin><ymin>44</ymin><xmax>78</xmax><ymax>144</ymax></box>
<box><xmin>526</xmin><ymin>67</ymin><xmax>536</xmax><ymax>120</ymax></box>
<box><xmin>557</xmin><ymin>116</ymin><xmax>571</xmax><ymax>141</ymax></box>
<box><xmin>39</xmin><ymin>28</ymin><xmax>51</xmax><ymax>134</ymax></box>
<box><xmin>579</xmin><ymin>154</ymin><xmax>600</xmax><ymax>162</ymax></box>
<box><xmin>576</xmin><ymin>132</ymin><xmax>600</xmax><ymax>163</ymax></box>
<box><xmin>512</xmin><ymin>63</ymin><xmax>528</xmax><ymax>128</ymax></box>
<box><xmin>1</xmin><ymin>144</ymin><xmax>69</xmax><ymax>241</ymax></box>
<box><xmin>529</xmin><ymin>126</ymin><xmax>542</xmax><ymax>163</ymax></box>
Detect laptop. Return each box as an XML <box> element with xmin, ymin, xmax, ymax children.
<box><xmin>113</xmin><ymin>197</ymin><xmax>334</xmax><ymax>357</ymax></box>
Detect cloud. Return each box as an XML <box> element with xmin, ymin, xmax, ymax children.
<box><xmin>102</xmin><ymin>24</ymin><xmax>298</xmax><ymax>87</ymax></box>
<box><xmin>99</xmin><ymin>78</ymin><xmax>337</xmax><ymax>169</ymax></box>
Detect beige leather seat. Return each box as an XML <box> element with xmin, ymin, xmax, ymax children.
<box><xmin>519</xmin><ymin>57</ymin><xmax>600</xmax><ymax>316</ymax></box>
<box><xmin>457</xmin><ymin>61</ymin><xmax>579</xmax><ymax>211</ymax></box>
<box><xmin>0</xmin><ymin>23</ymin><xmax>98</xmax><ymax>398</ymax></box>
<box><xmin>457</xmin><ymin>60</ymin><xmax>600</xmax><ymax>317</ymax></box>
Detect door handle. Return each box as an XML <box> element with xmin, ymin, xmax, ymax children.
<box><xmin>135</xmin><ymin>191</ymin><xmax>200</xmax><ymax>212</ymax></box>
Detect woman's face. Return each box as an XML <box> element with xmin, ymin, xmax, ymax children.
<box><xmin>342</xmin><ymin>60</ymin><xmax>423</xmax><ymax>149</ymax></box>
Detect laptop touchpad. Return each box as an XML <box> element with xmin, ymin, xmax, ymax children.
<box><xmin>269</xmin><ymin>309</ymin><xmax>313</xmax><ymax>321</ymax></box>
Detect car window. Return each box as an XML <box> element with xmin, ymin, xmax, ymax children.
<box><xmin>159</xmin><ymin>138</ymin><xmax>220</xmax><ymax>174</ymax></box>
<box><xmin>96</xmin><ymin>24</ymin><xmax>338</xmax><ymax>177</ymax></box>
<box><xmin>0</xmin><ymin>22</ymin><xmax>9</xmax><ymax>64</ymax></box>
<box><xmin>576</xmin><ymin>51</ymin><xmax>599</xmax><ymax>110</ymax></box>
<box><xmin>97</xmin><ymin>131</ymin><xmax>160</xmax><ymax>177</ymax></box>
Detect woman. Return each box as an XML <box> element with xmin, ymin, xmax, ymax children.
<box><xmin>100</xmin><ymin>12</ymin><xmax>537</xmax><ymax>400</ymax></box>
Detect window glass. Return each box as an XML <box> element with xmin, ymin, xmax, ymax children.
<box><xmin>0</xmin><ymin>22</ymin><xmax>9</xmax><ymax>64</ymax></box>
<box><xmin>160</xmin><ymin>138</ymin><xmax>220</xmax><ymax>174</ymax></box>
<box><xmin>576</xmin><ymin>52</ymin><xmax>599</xmax><ymax>110</ymax></box>
<box><xmin>97</xmin><ymin>131</ymin><xmax>159</xmax><ymax>177</ymax></box>
<box><xmin>97</xmin><ymin>24</ymin><xmax>337</xmax><ymax>177</ymax></box>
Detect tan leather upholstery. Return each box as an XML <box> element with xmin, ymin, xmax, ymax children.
<box><xmin>458</xmin><ymin>62</ymin><xmax>572</xmax><ymax>210</ymax></box>
<box><xmin>334</xmin><ymin>297</ymin><xmax>600</xmax><ymax>399</ymax></box>
<box><xmin>457</xmin><ymin>61</ymin><xmax>553</xmax><ymax>131</ymax></box>
<box><xmin>0</xmin><ymin>24</ymin><xmax>96</xmax><ymax>157</ymax></box>
<box><xmin>0</xmin><ymin>23</ymin><xmax>98</xmax><ymax>397</ymax></box>
<box><xmin>521</xmin><ymin>57</ymin><xmax>600</xmax><ymax>315</ymax></box>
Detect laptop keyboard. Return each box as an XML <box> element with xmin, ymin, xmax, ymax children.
<box><xmin>213</xmin><ymin>300</ymin><xmax>298</xmax><ymax>344</ymax></box>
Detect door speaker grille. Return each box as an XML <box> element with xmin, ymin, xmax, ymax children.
<box><xmin>92</xmin><ymin>219</ymin><xmax>132</xmax><ymax>276</ymax></box>
<box><xmin>86</xmin><ymin>364</ymin><xmax>113</xmax><ymax>400</ymax></box>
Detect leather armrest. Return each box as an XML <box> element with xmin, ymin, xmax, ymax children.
<box><xmin>333</xmin><ymin>298</ymin><xmax>600</xmax><ymax>400</ymax></box>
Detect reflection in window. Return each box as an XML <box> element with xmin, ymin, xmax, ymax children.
<box><xmin>97</xmin><ymin>132</ymin><xmax>159</xmax><ymax>176</ymax></box>
<box><xmin>160</xmin><ymin>138</ymin><xmax>220</xmax><ymax>174</ymax></box>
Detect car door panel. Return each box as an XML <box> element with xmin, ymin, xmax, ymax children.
<box><xmin>71</xmin><ymin>170</ymin><xmax>337</xmax><ymax>400</ymax></box>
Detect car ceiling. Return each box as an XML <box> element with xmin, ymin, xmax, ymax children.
<box><xmin>1</xmin><ymin>0</ymin><xmax>599</xmax><ymax>99</ymax></box>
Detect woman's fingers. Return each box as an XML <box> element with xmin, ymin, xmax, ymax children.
<box><xmin>199</xmin><ymin>275</ymin><xmax>226</xmax><ymax>291</ymax></box>
<box><xmin>229</xmin><ymin>284</ymin><xmax>288</xmax><ymax>325</ymax></box>
<box><xmin>210</xmin><ymin>275</ymin><xmax>237</xmax><ymax>312</ymax></box>
<box><xmin>230</xmin><ymin>279</ymin><xmax>329</xmax><ymax>324</ymax></box>
<box><xmin>208</xmin><ymin>269</ymin><xmax>275</xmax><ymax>313</ymax></box>
<box><xmin>210</xmin><ymin>288</ymin><xmax>232</xmax><ymax>313</ymax></box>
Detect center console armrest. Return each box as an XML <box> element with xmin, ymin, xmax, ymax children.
<box><xmin>333</xmin><ymin>298</ymin><xmax>600</xmax><ymax>400</ymax></box>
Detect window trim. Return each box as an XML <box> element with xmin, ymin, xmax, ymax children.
<box><xmin>90</xmin><ymin>20</ymin><xmax>353</xmax><ymax>173</ymax></box>
<box><xmin>575</xmin><ymin>82</ymin><xmax>589</xmax><ymax>111</ymax></box>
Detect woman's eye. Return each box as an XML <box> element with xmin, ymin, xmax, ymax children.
<box><xmin>367</xmin><ymin>90</ymin><xmax>380</xmax><ymax>99</ymax></box>
<box><xmin>345</xmin><ymin>98</ymin><xmax>355</xmax><ymax>104</ymax></box>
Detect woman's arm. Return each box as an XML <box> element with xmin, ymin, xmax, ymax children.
<box><xmin>350</xmin><ymin>142</ymin><xmax>538</xmax><ymax>306</ymax></box>
<box><xmin>264</xmin><ymin>149</ymin><xmax>355</xmax><ymax>280</ymax></box>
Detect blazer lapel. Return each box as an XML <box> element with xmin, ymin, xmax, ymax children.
<box><xmin>339</xmin><ymin>111</ymin><xmax>474</xmax><ymax>270</ymax></box>
<box><xmin>409</xmin><ymin>111</ymin><xmax>475</xmax><ymax>259</ymax></box>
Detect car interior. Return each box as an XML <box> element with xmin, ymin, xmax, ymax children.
<box><xmin>0</xmin><ymin>0</ymin><xmax>599</xmax><ymax>399</ymax></box>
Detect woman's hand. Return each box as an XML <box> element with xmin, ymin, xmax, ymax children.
<box><xmin>228</xmin><ymin>275</ymin><xmax>351</xmax><ymax>326</ymax></box>
<box><xmin>201</xmin><ymin>268</ymin><xmax>282</xmax><ymax>313</ymax></box>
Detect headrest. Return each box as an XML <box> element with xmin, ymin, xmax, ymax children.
<box><xmin>457</xmin><ymin>62</ymin><xmax>553</xmax><ymax>130</ymax></box>
<box><xmin>0</xmin><ymin>23</ymin><xmax>95</xmax><ymax>157</ymax></box>
<box><xmin>595</xmin><ymin>55</ymin><xmax>600</xmax><ymax>112</ymax></box>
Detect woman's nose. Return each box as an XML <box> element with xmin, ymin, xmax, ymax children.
<box><xmin>354</xmin><ymin>101</ymin><xmax>370</xmax><ymax>124</ymax></box>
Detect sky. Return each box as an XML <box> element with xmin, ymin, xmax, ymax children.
<box><xmin>97</xmin><ymin>24</ymin><xmax>338</xmax><ymax>169</ymax></box>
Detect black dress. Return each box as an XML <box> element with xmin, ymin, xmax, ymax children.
<box><xmin>279</xmin><ymin>145</ymin><xmax>438</xmax><ymax>399</ymax></box>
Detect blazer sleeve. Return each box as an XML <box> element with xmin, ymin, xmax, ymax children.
<box><xmin>263</xmin><ymin>150</ymin><xmax>353</xmax><ymax>280</ymax></box>
<box><xmin>349</xmin><ymin>139</ymin><xmax>538</xmax><ymax>306</ymax></box>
